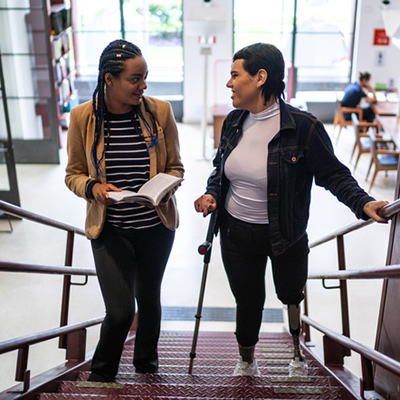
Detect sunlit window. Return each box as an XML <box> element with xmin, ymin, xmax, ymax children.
<box><xmin>295</xmin><ymin>0</ymin><xmax>356</xmax><ymax>91</ymax></box>
<box><xmin>72</xmin><ymin>0</ymin><xmax>183</xmax><ymax>82</ymax></box>
<box><xmin>233</xmin><ymin>0</ymin><xmax>294</xmax><ymax>60</ymax></box>
<box><xmin>233</xmin><ymin>0</ymin><xmax>356</xmax><ymax>95</ymax></box>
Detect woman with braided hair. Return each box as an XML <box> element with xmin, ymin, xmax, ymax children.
<box><xmin>65</xmin><ymin>39</ymin><xmax>184</xmax><ymax>382</ymax></box>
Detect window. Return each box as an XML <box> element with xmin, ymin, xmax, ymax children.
<box><xmin>233</xmin><ymin>0</ymin><xmax>357</xmax><ymax>95</ymax></box>
<box><xmin>295</xmin><ymin>0</ymin><xmax>356</xmax><ymax>91</ymax></box>
<box><xmin>233</xmin><ymin>0</ymin><xmax>294</xmax><ymax>59</ymax></box>
<box><xmin>72</xmin><ymin>0</ymin><xmax>183</xmax><ymax>82</ymax></box>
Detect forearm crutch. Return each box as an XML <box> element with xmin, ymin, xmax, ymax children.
<box><xmin>188</xmin><ymin>211</ymin><xmax>216</xmax><ymax>374</ymax></box>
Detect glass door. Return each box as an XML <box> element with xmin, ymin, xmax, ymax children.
<box><xmin>71</xmin><ymin>0</ymin><xmax>183</xmax><ymax>119</ymax></box>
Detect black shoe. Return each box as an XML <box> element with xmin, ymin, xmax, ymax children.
<box><xmin>87</xmin><ymin>372</ymin><xmax>115</xmax><ymax>382</ymax></box>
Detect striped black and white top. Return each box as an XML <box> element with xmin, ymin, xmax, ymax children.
<box><xmin>105</xmin><ymin>111</ymin><xmax>162</xmax><ymax>230</ymax></box>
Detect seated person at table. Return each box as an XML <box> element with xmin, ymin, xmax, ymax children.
<box><xmin>342</xmin><ymin>72</ymin><xmax>377</xmax><ymax>122</ymax></box>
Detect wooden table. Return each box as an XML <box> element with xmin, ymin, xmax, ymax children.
<box><xmin>213</xmin><ymin>104</ymin><xmax>233</xmax><ymax>148</ymax></box>
<box><xmin>376</xmin><ymin>115</ymin><xmax>400</xmax><ymax>148</ymax></box>
<box><xmin>372</xmin><ymin>101</ymin><xmax>399</xmax><ymax>117</ymax></box>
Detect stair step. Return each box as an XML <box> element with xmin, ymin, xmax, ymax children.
<box><xmin>140</xmin><ymin>348</ymin><xmax>295</xmax><ymax>355</ymax></box>
<box><xmin>39</xmin><ymin>396</ymin><xmax>324</xmax><ymax>400</ymax></box>
<box><xmin>116</xmin><ymin>366</ymin><xmax>324</xmax><ymax>376</ymax></box>
<box><xmin>75</xmin><ymin>371</ymin><xmax>335</xmax><ymax>386</ymax></box>
<box><xmin>51</xmin><ymin>380</ymin><xmax>346</xmax><ymax>399</ymax></box>
<box><xmin>118</xmin><ymin>357</ymin><xmax>320</xmax><ymax>367</ymax></box>
<box><xmin>122</xmin><ymin>351</ymin><xmax>295</xmax><ymax>360</ymax></box>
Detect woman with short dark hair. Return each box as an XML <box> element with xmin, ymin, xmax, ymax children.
<box><xmin>195</xmin><ymin>43</ymin><xmax>387</xmax><ymax>377</ymax></box>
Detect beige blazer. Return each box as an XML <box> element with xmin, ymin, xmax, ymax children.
<box><xmin>65</xmin><ymin>96</ymin><xmax>184</xmax><ymax>239</ymax></box>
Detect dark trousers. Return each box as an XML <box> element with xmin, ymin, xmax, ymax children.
<box><xmin>219</xmin><ymin>210</ymin><xmax>309</xmax><ymax>347</ymax></box>
<box><xmin>344</xmin><ymin>108</ymin><xmax>375</xmax><ymax>123</ymax></box>
<box><xmin>90</xmin><ymin>222</ymin><xmax>175</xmax><ymax>378</ymax></box>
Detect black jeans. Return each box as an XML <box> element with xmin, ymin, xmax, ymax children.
<box><xmin>219</xmin><ymin>210</ymin><xmax>309</xmax><ymax>347</ymax></box>
<box><xmin>90</xmin><ymin>222</ymin><xmax>175</xmax><ymax>378</ymax></box>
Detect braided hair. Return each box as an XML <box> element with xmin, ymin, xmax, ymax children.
<box><xmin>91</xmin><ymin>39</ymin><xmax>158</xmax><ymax>177</ymax></box>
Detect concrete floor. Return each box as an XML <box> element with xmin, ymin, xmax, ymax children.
<box><xmin>0</xmin><ymin>121</ymin><xmax>397</xmax><ymax>392</ymax></box>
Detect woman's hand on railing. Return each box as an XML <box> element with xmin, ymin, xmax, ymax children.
<box><xmin>364</xmin><ymin>200</ymin><xmax>390</xmax><ymax>223</ymax></box>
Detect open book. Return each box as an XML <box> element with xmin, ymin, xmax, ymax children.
<box><xmin>108</xmin><ymin>173</ymin><xmax>183</xmax><ymax>206</ymax></box>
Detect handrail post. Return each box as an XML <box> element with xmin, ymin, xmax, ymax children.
<box><xmin>360</xmin><ymin>355</ymin><xmax>375</xmax><ymax>397</ymax></box>
<box><xmin>302</xmin><ymin>285</ymin><xmax>311</xmax><ymax>342</ymax></box>
<box><xmin>66</xmin><ymin>329</ymin><xmax>87</xmax><ymax>362</ymax></box>
<box><xmin>323</xmin><ymin>335</ymin><xmax>345</xmax><ymax>367</ymax></box>
<box><xmin>59</xmin><ymin>230</ymin><xmax>75</xmax><ymax>349</ymax></box>
<box><xmin>16</xmin><ymin>346</ymin><xmax>30</xmax><ymax>392</ymax></box>
<box><xmin>337</xmin><ymin>234</ymin><xmax>351</xmax><ymax>357</ymax></box>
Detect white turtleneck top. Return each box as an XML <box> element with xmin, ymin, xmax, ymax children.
<box><xmin>224</xmin><ymin>101</ymin><xmax>280</xmax><ymax>224</ymax></box>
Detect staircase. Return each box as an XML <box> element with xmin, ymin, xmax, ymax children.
<box><xmin>36</xmin><ymin>331</ymin><xmax>357</xmax><ymax>400</ymax></box>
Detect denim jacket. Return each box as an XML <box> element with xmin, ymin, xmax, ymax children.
<box><xmin>206</xmin><ymin>98</ymin><xmax>375</xmax><ymax>256</ymax></box>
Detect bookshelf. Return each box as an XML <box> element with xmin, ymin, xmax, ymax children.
<box><xmin>50</xmin><ymin>1</ymin><xmax>78</xmax><ymax>128</ymax></box>
<box><xmin>0</xmin><ymin>0</ymin><xmax>77</xmax><ymax>163</ymax></box>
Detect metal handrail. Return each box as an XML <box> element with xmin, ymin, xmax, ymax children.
<box><xmin>302</xmin><ymin>315</ymin><xmax>400</xmax><ymax>378</ymax></box>
<box><xmin>0</xmin><ymin>261</ymin><xmax>96</xmax><ymax>276</ymax></box>
<box><xmin>0</xmin><ymin>200</ymin><xmax>85</xmax><ymax>236</ymax></box>
<box><xmin>380</xmin><ymin>198</ymin><xmax>400</xmax><ymax>219</ymax></box>
<box><xmin>308</xmin><ymin>264</ymin><xmax>400</xmax><ymax>280</ymax></box>
<box><xmin>309</xmin><ymin>219</ymin><xmax>373</xmax><ymax>248</ymax></box>
<box><xmin>0</xmin><ymin>318</ymin><xmax>103</xmax><ymax>355</ymax></box>
<box><xmin>0</xmin><ymin>199</ymin><xmax>87</xmax><ymax>347</ymax></box>
<box><xmin>304</xmin><ymin>198</ymin><xmax>400</xmax><ymax>398</ymax></box>
<box><xmin>0</xmin><ymin>200</ymin><xmax>91</xmax><ymax>394</ymax></box>
<box><xmin>309</xmin><ymin>198</ymin><xmax>400</xmax><ymax>249</ymax></box>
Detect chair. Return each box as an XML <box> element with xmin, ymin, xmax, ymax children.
<box><xmin>366</xmin><ymin>129</ymin><xmax>399</xmax><ymax>191</ymax></box>
<box><xmin>333</xmin><ymin>100</ymin><xmax>363</xmax><ymax>143</ymax></box>
<box><xmin>350</xmin><ymin>113</ymin><xmax>380</xmax><ymax>172</ymax></box>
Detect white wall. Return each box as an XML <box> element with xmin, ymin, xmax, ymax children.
<box><xmin>182</xmin><ymin>0</ymin><xmax>233</xmax><ymax>124</ymax></box>
<box><xmin>353</xmin><ymin>0</ymin><xmax>400</xmax><ymax>90</ymax></box>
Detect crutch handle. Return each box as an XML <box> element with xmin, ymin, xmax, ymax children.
<box><xmin>198</xmin><ymin>241</ymin><xmax>212</xmax><ymax>255</ymax></box>
<box><xmin>197</xmin><ymin>212</ymin><xmax>216</xmax><ymax>263</ymax></box>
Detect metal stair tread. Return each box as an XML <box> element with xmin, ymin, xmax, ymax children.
<box><xmin>118</xmin><ymin>358</ymin><xmax>320</xmax><ymax>367</ymax></box>
<box><xmin>76</xmin><ymin>371</ymin><xmax>337</xmax><ymax>386</ymax></box>
<box><xmin>39</xmin><ymin>395</ymin><xmax>326</xmax><ymax>400</ymax></box>
<box><xmin>55</xmin><ymin>380</ymin><xmax>347</xmax><ymax>399</ymax></box>
<box><xmin>115</xmin><ymin>366</ymin><xmax>324</xmax><ymax>377</ymax></box>
<box><xmin>120</xmin><ymin>352</ymin><xmax>296</xmax><ymax>360</ymax></box>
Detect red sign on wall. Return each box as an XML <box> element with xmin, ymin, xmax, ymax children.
<box><xmin>373</xmin><ymin>29</ymin><xmax>390</xmax><ymax>46</ymax></box>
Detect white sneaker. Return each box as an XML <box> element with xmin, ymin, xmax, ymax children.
<box><xmin>233</xmin><ymin>357</ymin><xmax>261</xmax><ymax>376</ymax></box>
<box><xmin>288</xmin><ymin>356</ymin><xmax>308</xmax><ymax>377</ymax></box>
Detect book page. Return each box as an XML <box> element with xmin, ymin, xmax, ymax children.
<box><xmin>138</xmin><ymin>173</ymin><xmax>182</xmax><ymax>204</ymax></box>
<box><xmin>108</xmin><ymin>173</ymin><xmax>182</xmax><ymax>205</ymax></box>
<box><xmin>108</xmin><ymin>190</ymin><xmax>143</xmax><ymax>203</ymax></box>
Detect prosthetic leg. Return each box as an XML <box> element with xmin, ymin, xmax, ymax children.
<box><xmin>287</xmin><ymin>304</ymin><xmax>308</xmax><ymax>377</ymax></box>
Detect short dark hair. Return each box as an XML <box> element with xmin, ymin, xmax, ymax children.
<box><xmin>359</xmin><ymin>72</ymin><xmax>371</xmax><ymax>81</ymax></box>
<box><xmin>233</xmin><ymin>43</ymin><xmax>285</xmax><ymax>104</ymax></box>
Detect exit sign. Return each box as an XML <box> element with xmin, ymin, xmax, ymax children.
<box><xmin>373</xmin><ymin>29</ymin><xmax>390</xmax><ymax>46</ymax></box>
